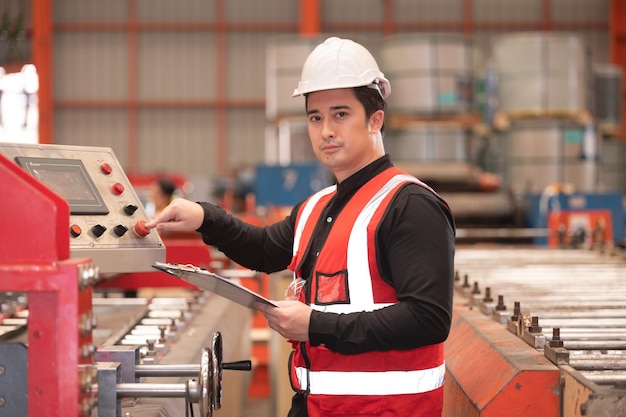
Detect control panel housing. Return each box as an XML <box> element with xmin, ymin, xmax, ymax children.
<box><xmin>0</xmin><ymin>143</ymin><xmax>165</xmax><ymax>273</ymax></box>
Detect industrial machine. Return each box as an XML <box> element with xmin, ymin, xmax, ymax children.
<box><xmin>0</xmin><ymin>142</ymin><xmax>165</xmax><ymax>274</ymax></box>
<box><xmin>445</xmin><ymin>245</ymin><xmax>626</xmax><ymax>417</ymax></box>
<box><xmin>0</xmin><ymin>144</ymin><xmax>253</xmax><ymax>417</ymax></box>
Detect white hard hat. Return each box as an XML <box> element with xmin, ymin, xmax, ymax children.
<box><xmin>292</xmin><ymin>37</ymin><xmax>391</xmax><ymax>98</ymax></box>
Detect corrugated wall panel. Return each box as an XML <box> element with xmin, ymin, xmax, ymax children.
<box><xmin>54</xmin><ymin>32</ymin><xmax>128</xmax><ymax>100</ymax></box>
<box><xmin>227</xmin><ymin>33</ymin><xmax>267</xmax><ymax>99</ymax></box>
<box><xmin>137</xmin><ymin>0</ymin><xmax>215</xmax><ymax>21</ymax></box>
<box><xmin>137</xmin><ymin>32</ymin><xmax>216</xmax><ymax>100</ymax></box>
<box><xmin>552</xmin><ymin>0</ymin><xmax>609</xmax><ymax>63</ymax></box>
<box><xmin>53</xmin><ymin>0</ymin><xmax>127</xmax><ymax>22</ymax></box>
<box><xmin>473</xmin><ymin>30</ymin><xmax>500</xmax><ymax>57</ymax></box>
<box><xmin>226</xmin><ymin>0</ymin><xmax>298</xmax><ymax>21</ymax></box>
<box><xmin>472</xmin><ymin>0</ymin><xmax>543</xmax><ymax>22</ymax></box>
<box><xmin>579</xmin><ymin>30</ymin><xmax>610</xmax><ymax>63</ymax></box>
<box><xmin>322</xmin><ymin>0</ymin><xmax>384</xmax><ymax>23</ymax></box>
<box><xmin>552</xmin><ymin>0</ymin><xmax>608</xmax><ymax>21</ymax></box>
<box><xmin>137</xmin><ymin>108</ymin><xmax>216</xmax><ymax>176</ymax></box>
<box><xmin>54</xmin><ymin>109</ymin><xmax>129</xmax><ymax>165</ymax></box>
<box><xmin>393</xmin><ymin>0</ymin><xmax>464</xmax><ymax>22</ymax></box>
<box><xmin>227</xmin><ymin>109</ymin><xmax>267</xmax><ymax>168</ymax></box>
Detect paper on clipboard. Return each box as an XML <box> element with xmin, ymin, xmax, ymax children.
<box><xmin>152</xmin><ymin>262</ymin><xmax>278</xmax><ymax>309</ymax></box>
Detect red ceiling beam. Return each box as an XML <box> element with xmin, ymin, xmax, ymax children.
<box><xmin>300</xmin><ymin>0</ymin><xmax>321</xmax><ymax>36</ymax></box>
<box><xmin>542</xmin><ymin>0</ymin><xmax>552</xmax><ymax>31</ymax></box>
<box><xmin>127</xmin><ymin>0</ymin><xmax>138</xmax><ymax>173</ymax></box>
<box><xmin>215</xmin><ymin>0</ymin><xmax>228</xmax><ymax>175</ymax></box>
<box><xmin>610</xmin><ymin>0</ymin><xmax>626</xmax><ymax>139</ymax></box>
<box><xmin>463</xmin><ymin>0</ymin><xmax>473</xmax><ymax>36</ymax></box>
<box><xmin>32</xmin><ymin>0</ymin><xmax>53</xmax><ymax>144</ymax></box>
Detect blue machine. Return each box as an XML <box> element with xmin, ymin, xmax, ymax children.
<box><xmin>525</xmin><ymin>192</ymin><xmax>625</xmax><ymax>246</ymax></box>
<box><xmin>255</xmin><ymin>163</ymin><xmax>332</xmax><ymax>208</ymax></box>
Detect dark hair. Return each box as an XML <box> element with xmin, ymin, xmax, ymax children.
<box><xmin>157</xmin><ymin>179</ymin><xmax>176</xmax><ymax>198</ymax></box>
<box><xmin>305</xmin><ymin>86</ymin><xmax>387</xmax><ymax>135</ymax></box>
<box><xmin>353</xmin><ymin>86</ymin><xmax>387</xmax><ymax>136</ymax></box>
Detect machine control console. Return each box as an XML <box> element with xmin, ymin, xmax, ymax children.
<box><xmin>0</xmin><ymin>143</ymin><xmax>165</xmax><ymax>273</ymax></box>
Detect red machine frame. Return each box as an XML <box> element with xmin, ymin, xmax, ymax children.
<box><xmin>0</xmin><ymin>153</ymin><xmax>95</xmax><ymax>417</ymax></box>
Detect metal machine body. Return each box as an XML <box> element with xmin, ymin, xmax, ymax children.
<box><xmin>0</xmin><ymin>146</ymin><xmax>253</xmax><ymax>417</ymax></box>
<box><xmin>0</xmin><ymin>152</ymin><xmax>99</xmax><ymax>416</ymax></box>
<box><xmin>96</xmin><ymin>331</ymin><xmax>251</xmax><ymax>417</ymax></box>
<box><xmin>0</xmin><ymin>142</ymin><xmax>165</xmax><ymax>274</ymax></box>
<box><xmin>90</xmin><ymin>292</ymin><xmax>252</xmax><ymax>417</ymax></box>
<box><xmin>445</xmin><ymin>246</ymin><xmax>626</xmax><ymax>417</ymax></box>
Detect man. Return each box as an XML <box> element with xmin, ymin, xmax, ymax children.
<box><xmin>146</xmin><ymin>37</ymin><xmax>455</xmax><ymax>417</ymax></box>
<box><xmin>149</xmin><ymin>178</ymin><xmax>177</xmax><ymax>217</ymax></box>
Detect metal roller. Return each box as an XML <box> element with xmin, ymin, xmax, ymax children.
<box><xmin>568</xmin><ymin>360</ymin><xmax>626</xmax><ymax>371</ymax></box>
<box><xmin>562</xmin><ymin>340</ymin><xmax>626</xmax><ymax>350</ymax></box>
<box><xmin>580</xmin><ymin>370</ymin><xmax>626</xmax><ymax>385</ymax></box>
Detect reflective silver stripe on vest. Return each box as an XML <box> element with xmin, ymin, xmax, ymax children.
<box><xmin>292</xmin><ymin>185</ymin><xmax>337</xmax><ymax>279</ymax></box>
<box><xmin>309</xmin><ymin>174</ymin><xmax>418</xmax><ymax>314</ymax></box>
<box><xmin>345</xmin><ymin>174</ymin><xmax>415</xmax><ymax>307</ymax></box>
<box><xmin>295</xmin><ymin>362</ymin><xmax>445</xmax><ymax>395</ymax></box>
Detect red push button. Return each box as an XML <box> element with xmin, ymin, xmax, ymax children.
<box><xmin>100</xmin><ymin>163</ymin><xmax>113</xmax><ymax>175</ymax></box>
<box><xmin>133</xmin><ymin>220</ymin><xmax>150</xmax><ymax>237</ymax></box>
<box><xmin>70</xmin><ymin>224</ymin><xmax>82</xmax><ymax>238</ymax></box>
<box><xmin>112</xmin><ymin>183</ymin><xmax>125</xmax><ymax>195</ymax></box>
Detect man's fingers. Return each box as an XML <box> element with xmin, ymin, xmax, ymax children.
<box><xmin>145</xmin><ymin>211</ymin><xmax>172</xmax><ymax>229</ymax></box>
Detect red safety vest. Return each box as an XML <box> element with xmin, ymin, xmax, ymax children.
<box><xmin>288</xmin><ymin>167</ymin><xmax>445</xmax><ymax>417</ymax></box>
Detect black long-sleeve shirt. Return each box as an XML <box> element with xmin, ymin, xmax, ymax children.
<box><xmin>196</xmin><ymin>155</ymin><xmax>456</xmax><ymax>353</ymax></box>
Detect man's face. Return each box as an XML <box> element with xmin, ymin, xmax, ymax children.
<box><xmin>306</xmin><ymin>88</ymin><xmax>383</xmax><ymax>182</ymax></box>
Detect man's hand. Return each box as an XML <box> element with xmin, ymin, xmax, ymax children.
<box><xmin>145</xmin><ymin>199</ymin><xmax>204</xmax><ymax>233</ymax></box>
<box><xmin>256</xmin><ymin>300</ymin><xmax>312</xmax><ymax>342</ymax></box>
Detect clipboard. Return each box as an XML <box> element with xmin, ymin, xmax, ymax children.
<box><xmin>152</xmin><ymin>262</ymin><xmax>278</xmax><ymax>309</ymax></box>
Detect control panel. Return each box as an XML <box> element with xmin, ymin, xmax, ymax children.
<box><xmin>0</xmin><ymin>143</ymin><xmax>165</xmax><ymax>273</ymax></box>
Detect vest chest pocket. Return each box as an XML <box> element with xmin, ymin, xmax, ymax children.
<box><xmin>314</xmin><ymin>270</ymin><xmax>350</xmax><ymax>305</ymax></box>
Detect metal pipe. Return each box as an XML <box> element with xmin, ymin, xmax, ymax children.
<box><xmin>569</xmin><ymin>360</ymin><xmax>626</xmax><ymax>371</ymax></box>
<box><xmin>580</xmin><ymin>371</ymin><xmax>626</xmax><ymax>385</ymax></box>
<box><xmin>116</xmin><ymin>383</ymin><xmax>187</xmax><ymax>398</ymax></box>
<box><xmin>115</xmin><ymin>381</ymin><xmax>204</xmax><ymax>415</ymax></box>
<box><xmin>570</xmin><ymin>354</ymin><xmax>626</xmax><ymax>360</ymax></box>
<box><xmin>563</xmin><ymin>340</ymin><xmax>626</xmax><ymax>350</ymax></box>
<box><xmin>456</xmin><ymin>228</ymin><xmax>551</xmax><ymax>239</ymax></box>
<box><xmin>136</xmin><ymin>364</ymin><xmax>199</xmax><ymax>377</ymax></box>
<box><xmin>549</xmin><ymin>333</ymin><xmax>626</xmax><ymax>341</ymax></box>
<box><xmin>540</xmin><ymin>318</ymin><xmax>626</xmax><ymax>327</ymax></box>
<box><xmin>516</xmin><ymin>309</ymin><xmax>626</xmax><ymax>319</ymax></box>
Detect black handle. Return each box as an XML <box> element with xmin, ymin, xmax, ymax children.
<box><xmin>222</xmin><ymin>360</ymin><xmax>252</xmax><ymax>371</ymax></box>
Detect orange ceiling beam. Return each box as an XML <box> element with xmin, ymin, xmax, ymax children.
<box><xmin>610</xmin><ymin>0</ymin><xmax>626</xmax><ymax>139</ymax></box>
<box><xmin>32</xmin><ymin>0</ymin><xmax>53</xmax><ymax>144</ymax></box>
<box><xmin>300</xmin><ymin>0</ymin><xmax>321</xmax><ymax>36</ymax></box>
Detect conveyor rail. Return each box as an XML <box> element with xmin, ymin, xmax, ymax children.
<box><xmin>448</xmin><ymin>245</ymin><xmax>626</xmax><ymax>417</ymax></box>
